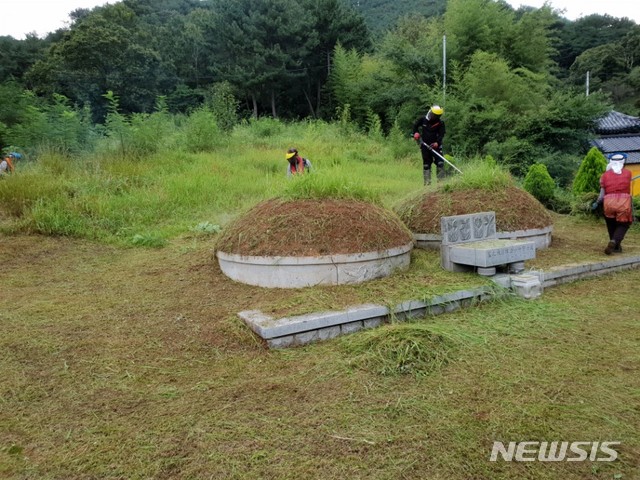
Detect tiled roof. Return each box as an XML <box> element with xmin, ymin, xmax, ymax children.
<box><xmin>592</xmin><ymin>134</ymin><xmax>640</xmax><ymax>164</ymax></box>
<box><xmin>595</xmin><ymin>111</ymin><xmax>640</xmax><ymax>134</ymax></box>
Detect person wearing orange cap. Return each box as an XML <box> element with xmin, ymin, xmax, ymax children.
<box><xmin>0</xmin><ymin>153</ymin><xmax>16</xmax><ymax>176</ymax></box>
<box><xmin>285</xmin><ymin>148</ymin><xmax>311</xmax><ymax>176</ymax></box>
<box><xmin>591</xmin><ymin>153</ymin><xmax>633</xmax><ymax>254</ymax></box>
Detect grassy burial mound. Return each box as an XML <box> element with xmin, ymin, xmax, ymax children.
<box><xmin>216</xmin><ymin>197</ymin><xmax>412</xmax><ymax>257</ymax></box>
<box><xmin>215</xmin><ymin>173</ymin><xmax>414</xmax><ymax>287</ymax></box>
<box><xmin>395</xmin><ymin>162</ymin><xmax>553</xmax><ymax>235</ymax></box>
<box><xmin>216</xmin><ymin>172</ymin><xmax>412</xmax><ymax>257</ymax></box>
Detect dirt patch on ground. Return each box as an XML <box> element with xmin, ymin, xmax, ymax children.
<box><xmin>396</xmin><ymin>186</ymin><xmax>553</xmax><ymax>234</ymax></box>
<box><xmin>216</xmin><ymin>198</ymin><xmax>413</xmax><ymax>256</ymax></box>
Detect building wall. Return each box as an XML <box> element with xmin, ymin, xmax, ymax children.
<box><xmin>627</xmin><ymin>164</ymin><xmax>640</xmax><ymax>196</ymax></box>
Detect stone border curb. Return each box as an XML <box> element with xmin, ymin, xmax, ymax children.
<box><xmin>535</xmin><ymin>254</ymin><xmax>640</xmax><ymax>287</ymax></box>
<box><xmin>239</xmin><ymin>286</ymin><xmax>497</xmax><ymax>349</ymax></box>
<box><xmin>237</xmin><ymin>254</ymin><xmax>640</xmax><ymax>349</ymax></box>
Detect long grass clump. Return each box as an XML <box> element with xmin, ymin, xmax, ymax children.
<box><xmin>280</xmin><ymin>169</ymin><xmax>381</xmax><ymax>204</ymax></box>
<box><xmin>440</xmin><ymin>157</ymin><xmax>514</xmax><ymax>192</ymax></box>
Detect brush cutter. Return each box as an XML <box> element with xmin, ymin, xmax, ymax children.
<box><xmin>416</xmin><ymin>139</ymin><xmax>463</xmax><ymax>174</ymax></box>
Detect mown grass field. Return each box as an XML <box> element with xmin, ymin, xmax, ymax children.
<box><xmin>1</xmin><ymin>232</ymin><xmax>639</xmax><ymax>479</ymax></box>
<box><xmin>1</xmin><ymin>121</ymin><xmax>639</xmax><ymax>478</ymax></box>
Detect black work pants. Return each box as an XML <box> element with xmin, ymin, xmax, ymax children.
<box><xmin>605</xmin><ymin>216</ymin><xmax>631</xmax><ymax>245</ymax></box>
<box><xmin>420</xmin><ymin>145</ymin><xmax>444</xmax><ymax>171</ymax></box>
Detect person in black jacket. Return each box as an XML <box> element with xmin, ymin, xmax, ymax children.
<box><xmin>413</xmin><ymin>105</ymin><xmax>446</xmax><ymax>185</ymax></box>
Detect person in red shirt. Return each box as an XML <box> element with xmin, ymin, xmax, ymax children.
<box><xmin>592</xmin><ymin>153</ymin><xmax>633</xmax><ymax>254</ymax></box>
<box><xmin>285</xmin><ymin>148</ymin><xmax>311</xmax><ymax>176</ymax></box>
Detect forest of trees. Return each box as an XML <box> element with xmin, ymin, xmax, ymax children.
<box><xmin>1</xmin><ymin>0</ymin><xmax>639</xmax><ymax>174</ymax></box>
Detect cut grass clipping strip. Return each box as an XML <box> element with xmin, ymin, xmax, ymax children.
<box><xmin>343</xmin><ymin>323</ymin><xmax>459</xmax><ymax>377</ymax></box>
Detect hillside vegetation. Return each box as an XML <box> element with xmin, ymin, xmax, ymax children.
<box><xmin>2</xmin><ymin>0</ymin><xmax>639</xmax><ymax>174</ymax></box>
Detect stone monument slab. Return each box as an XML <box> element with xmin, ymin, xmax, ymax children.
<box><xmin>440</xmin><ymin>211</ymin><xmax>537</xmax><ymax>275</ymax></box>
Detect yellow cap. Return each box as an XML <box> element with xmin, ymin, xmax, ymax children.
<box><xmin>430</xmin><ymin>105</ymin><xmax>444</xmax><ymax>115</ymax></box>
<box><xmin>286</xmin><ymin>152</ymin><xmax>296</xmax><ymax>159</ymax></box>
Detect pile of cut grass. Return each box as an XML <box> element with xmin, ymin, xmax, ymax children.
<box><xmin>215</xmin><ymin>197</ymin><xmax>412</xmax><ymax>256</ymax></box>
<box><xmin>343</xmin><ymin>322</ymin><xmax>460</xmax><ymax>376</ymax></box>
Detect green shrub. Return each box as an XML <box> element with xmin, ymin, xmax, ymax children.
<box><xmin>483</xmin><ymin>136</ymin><xmax>537</xmax><ymax>176</ymax></box>
<box><xmin>128</xmin><ymin>112</ymin><xmax>175</xmax><ymax>157</ymax></box>
<box><xmin>539</xmin><ymin>153</ymin><xmax>580</xmax><ymax>188</ymax></box>
<box><xmin>634</xmin><ymin>196</ymin><xmax>640</xmax><ymax>221</ymax></box>
<box><xmin>365</xmin><ymin>109</ymin><xmax>383</xmax><ymax>139</ymax></box>
<box><xmin>523</xmin><ymin>163</ymin><xmax>555</xmax><ymax>204</ymax></box>
<box><xmin>484</xmin><ymin>155</ymin><xmax>497</xmax><ymax>167</ymax></box>
<box><xmin>335</xmin><ymin>104</ymin><xmax>358</xmax><ymax>136</ymax></box>
<box><xmin>5</xmin><ymin>91</ymin><xmax>96</xmax><ymax>156</ymax></box>
<box><xmin>205</xmin><ymin>81</ymin><xmax>239</xmax><ymax>133</ymax></box>
<box><xmin>180</xmin><ymin>108</ymin><xmax>222</xmax><ymax>152</ymax></box>
<box><xmin>572</xmin><ymin>147</ymin><xmax>606</xmax><ymax>195</ymax></box>
<box><xmin>249</xmin><ymin>117</ymin><xmax>284</xmax><ymax>138</ymax></box>
<box><xmin>387</xmin><ymin>120</ymin><xmax>416</xmax><ymax>160</ymax></box>
<box><xmin>545</xmin><ymin>187</ymin><xmax>574</xmax><ymax>214</ymax></box>
<box><xmin>102</xmin><ymin>91</ymin><xmax>132</xmax><ymax>159</ymax></box>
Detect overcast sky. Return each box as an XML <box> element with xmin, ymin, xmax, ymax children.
<box><xmin>3</xmin><ymin>0</ymin><xmax>640</xmax><ymax>40</ymax></box>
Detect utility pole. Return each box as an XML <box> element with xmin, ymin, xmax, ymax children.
<box><xmin>586</xmin><ymin>71</ymin><xmax>590</xmax><ymax>96</ymax></box>
<box><xmin>443</xmin><ymin>35</ymin><xmax>447</xmax><ymax>106</ymax></box>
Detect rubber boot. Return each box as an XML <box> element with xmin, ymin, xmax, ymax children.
<box><xmin>436</xmin><ymin>164</ymin><xmax>446</xmax><ymax>181</ymax></box>
<box><xmin>604</xmin><ymin>240</ymin><xmax>616</xmax><ymax>255</ymax></box>
<box><xmin>613</xmin><ymin>240</ymin><xmax>622</xmax><ymax>253</ymax></box>
<box><xmin>423</xmin><ymin>168</ymin><xmax>431</xmax><ymax>186</ymax></box>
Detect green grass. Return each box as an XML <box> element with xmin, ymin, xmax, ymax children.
<box><xmin>439</xmin><ymin>156</ymin><xmax>515</xmax><ymax>192</ymax></box>
<box><xmin>0</xmin><ymin>236</ymin><xmax>638</xmax><ymax>479</ymax></box>
<box><xmin>0</xmin><ymin>120</ymin><xmax>421</xmax><ymax>245</ymax></box>
<box><xmin>280</xmin><ymin>169</ymin><xmax>381</xmax><ymax>204</ymax></box>
<box><xmin>1</xmin><ymin>119</ymin><xmax>640</xmax><ymax>479</ymax></box>
<box><xmin>2</xmin><ymin>121</ymin><xmax>521</xmax><ymax>247</ymax></box>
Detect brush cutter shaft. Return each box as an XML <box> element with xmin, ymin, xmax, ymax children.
<box><xmin>419</xmin><ymin>140</ymin><xmax>463</xmax><ymax>174</ymax></box>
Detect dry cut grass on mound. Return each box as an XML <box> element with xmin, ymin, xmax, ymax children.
<box><xmin>216</xmin><ymin>198</ymin><xmax>413</xmax><ymax>257</ymax></box>
<box><xmin>396</xmin><ymin>185</ymin><xmax>553</xmax><ymax>234</ymax></box>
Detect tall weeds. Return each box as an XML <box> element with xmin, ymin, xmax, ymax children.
<box><xmin>0</xmin><ymin>117</ymin><xmax>449</xmax><ymax>245</ymax></box>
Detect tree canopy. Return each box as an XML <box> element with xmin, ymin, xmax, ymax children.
<box><xmin>2</xmin><ymin>0</ymin><xmax>637</xmax><ymax>174</ymax></box>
